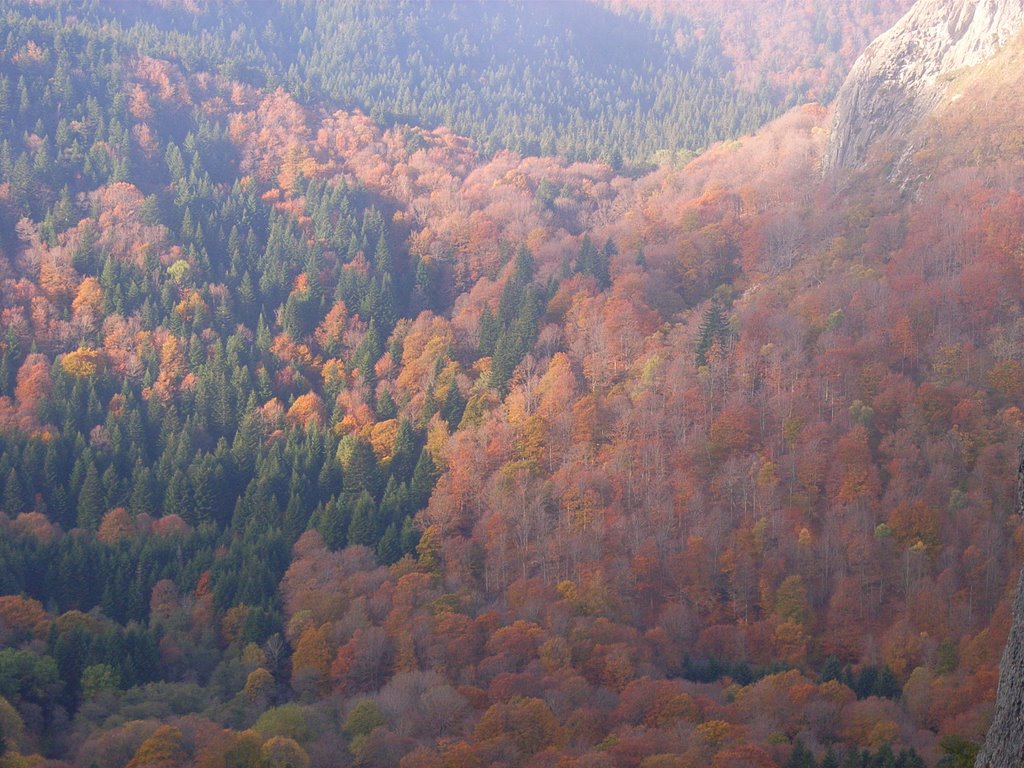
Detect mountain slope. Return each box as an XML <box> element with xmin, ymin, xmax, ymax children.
<box><xmin>825</xmin><ymin>0</ymin><xmax>1024</xmax><ymax>173</ymax></box>
<box><xmin>1</xmin><ymin>1</ymin><xmax>1024</xmax><ymax>766</ymax></box>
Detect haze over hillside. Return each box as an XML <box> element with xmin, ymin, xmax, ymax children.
<box><xmin>0</xmin><ymin>2</ymin><xmax>1022</xmax><ymax>767</ymax></box>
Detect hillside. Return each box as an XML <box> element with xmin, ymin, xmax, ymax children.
<box><xmin>0</xmin><ymin>1</ymin><xmax>1022</xmax><ymax>767</ymax></box>
<box><xmin>600</xmin><ymin>0</ymin><xmax>915</xmax><ymax>98</ymax></box>
<box><xmin>25</xmin><ymin>0</ymin><xmax>914</xmax><ymax>168</ymax></box>
<box><xmin>825</xmin><ymin>0</ymin><xmax>1024</xmax><ymax>172</ymax></box>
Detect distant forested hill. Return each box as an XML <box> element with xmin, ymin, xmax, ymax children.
<box><xmin>598</xmin><ymin>0</ymin><xmax>915</xmax><ymax>98</ymax></box>
<box><xmin>303</xmin><ymin>0</ymin><xmax>776</xmax><ymax>165</ymax></box>
<box><xmin>12</xmin><ymin>0</ymin><xmax>910</xmax><ymax>168</ymax></box>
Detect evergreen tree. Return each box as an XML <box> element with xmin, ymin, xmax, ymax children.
<box><xmin>874</xmin><ymin>666</ymin><xmax>900</xmax><ymax>699</ymax></box>
<box><xmin>377</xmin><ymin>522</ymin><xmax>401</xmax><ymax>564</ymax></box>
<box><xmin>352</xmin><ymin>320</ymin><xmax>382</xmax><ymax>385</ymax></box>
<box><xmin>0</xmin><ymin>74</ymin><xmax>8</xmax><ymax>125</ymax></box>
<box><xmin>102</xmin><ymin>464</ymin><xmax>126</xmax><ymax>510</ymax></box>
<box><xmin>129</xmin><ymin>463</ymin><xmax>157</xmax><ymax>517</ymax></box>
<box><xmin>347</xmin><ymin>490</ymin><xmax>378</xmax><ymax>548</ymax></box>
<box><xmin>376</xmin><ymin>388</ymin><xmax>397</xmax><ymax>421</ymax></box>
<box><xmin>77</xmin><ymin>462</ymin><xmax>105</xmax><ymax>530</ymax></box>
<box><xmin>44</xmin><ymin>444</ymin><xmax>72</xmax><ymax>528</ymax></box>
<box><xmin>597</xmin><ymin>237</ymin><xmax>615</xmax><ymax>289</ymax></box>
<box><xmin>379</xmin><ymin>476</ymin><xmax>407</xmax><ymax>528</ymax></box>
<box><xmin>478</xmin><ymin>304</ymin><xmax>499</xmax><ymax>357</ymax></box>
<box><xmin>389</xmin><ymin>419</ymin><xmax>418</xmax><ymax>483</ymax></box>
<box><xmin>164</xmin><ymin>469</ymin><xmax>193</xmax><ymax>523</ymax></box>
<box><xmin>318</xmin><ymin>451</ymin><xmax>343</xmax><ymax>500</ymax></box>
<box><xmin>440</xmin><ymin>382</ymin><xmax>466</xmax><ymax>429</ymax></box>
<box><xmin>3</xmin><ymin>467</ymin><xmax>28</xmax><ymax>515</ymax></box>
<box><xmin>786</xmin><ymin>740</ymin><xmax>817</xmax><ymax>768</ymax></box>
<box><xmin>283</xmin><ymin>492</ymin><xmax>310</xmax><ymax>542</ymax></box>
<box><xmin>373</xmin><ymin>233</ymin><xmax>392</xmax><ymax>274</ymax></box>
<box><xmin>820</xmin><ymin>655</ymin><xmax>842</xmax><ymax>682</ymax></box>
<box><xmin>896</xmin><ymin>751</ymin><xmax>925</xmax><ymax>768</ymax></box>
<box><xmin>400</xmin><ymin>516</ymin><xmax>420</xmax><ymax>555</ymax></box>
<box><xmin>696</xmin><ymin>300</ymin><xmax>731</xmax><ymax>367</ymax></box>
<box><xmin>317</xmin><ymin>498</ymin><xmax>349</xmax><ymax>550</ymax></box>
<box><xmin>414</xmin><ymin>256</ymin><xmax>436</xmax><ymax>312</ymax></box>
<box><xmin>341</xmin><ymin>438</ymin><xmax>380</xmax><ymax>505</ymax></box>
<box><xmin>409</xmin><ymin>448</ymin><xmax>438</xmax><ymax>511</ymax></box>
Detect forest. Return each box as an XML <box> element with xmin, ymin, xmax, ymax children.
<box><xmin>0</xmin><ymin>0</ymin><xmax>1021</xmax><ymax>767</ymax></box>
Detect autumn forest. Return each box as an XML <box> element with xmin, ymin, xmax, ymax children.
<box><xmin>0</xmin><ymin>1</ymin><xmax>1021</xmax><ymax>767</ymax></box>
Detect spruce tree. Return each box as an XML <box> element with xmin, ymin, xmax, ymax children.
<box><xmin>129</xmin><ymin>463</ymin><xmax>157</xmax><ymax>517</ymax></box>
<box><xmin>43</xmin><ymin>442</ymin><xmax>71</xmax><ymax>526</ymax></box>
<box><xmin>379</xmin><ymin>477</ymin><xmax>406</xmax><ymax>528</ymax></box>
<box><xmin>597</xmin><ymin>238</ymin><xmax>615</xmax><ymax>289</ymax></box>
<box><xmin>341</xmin><ymin>438</ymin><xmax>380</xmax><ymax>505</ymax></box>
<box><xmin>373</xmin><ymin>233</ymin><xmax>392</xmax><ymax>274</ymax></box>
<box><xmin>318</xmin><ymin>498</ymin><xmax>349</xmax><ymax>550</ymax></box>
<box><xmin>478</xmin><ymin>305</ymin><xmax>499</xmax><ymax>357</ymax></box>
<box><xmin>696</xmin><ymin>301</ymin><xmax>731</xmax><ymax>367</ymax></box>
<box><xmin>3</xmin><ymin>467</ymin><xmax>28</xmax><ymax>515</ymax></box>
<box><xmin>390</xmin><ymin>419</ymin><xmax>418</xmax><ymax>483</ymax></box>
<box><xmin>347</xmin><ymin>491</ymin><xmax>378</xmax><ymax>547</ymax></box>
<box><xmin>409</xmin><ymin>449</ymin><xmax>438</xmax><ymax>511</ymax></box>
<box><xmin>164</xmin><ymin>470</ymin><xmax>193</xmax><ymax>524</ymax></box>
<box><xmin>400</xmin><ymin>516</ymin><xmax>420</xmax><ymax>555</ymax></box>
<box><xmin>283</xmin><ymin>493</ymin><xmax>310</xmax><ymax>542</ymax></box>
<box><xmin>440</xmin><ymin>381</ymin><xmax>466</xmax><ymax>429</ymax></box>
<box><xmin>376</xmin><ymin>388</ymin><xmax>397</xmax><ymax>421</ymax></box>
<box><xmin>377</xmin><ymin>522</ymin><xmax>401</xmax><ymax>564</ymax></box>
<box><xmin>190</xmin><ymin>459</ymin><xmax>217</xmax><ymax>526</ymax></box>
<box><xmin>77</xmin><ymin>462</ymin><xmax>105</xmax><ymax>530</ymax></box>
<box><xmin>318</xmin><ymin>452</ymin><xmax>343</xmax><ymax>500</ymax></box>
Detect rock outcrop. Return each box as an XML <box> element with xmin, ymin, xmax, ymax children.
<box><xmin>975</xmin><ymin>442</ymin><xmax>1024</xmax><ymax>767</ymax></box>
<box><xmin>825</xmin><ymin>0</ymin><xmax>1024</xmax><ymax>173</ymax></box>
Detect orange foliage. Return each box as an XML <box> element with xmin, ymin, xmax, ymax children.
<box><xmin>97</xmin><ymin>507</ymin><xmax>137</xmax><ymax>544</ymax></box>
<box><xmin>71</xmin><ymin>277</ymin><xmax>104</xmax><ymax>326</ymax></box>
<box><xmin>286</xmin><ymin>392</ymin><xmax>326</xmax><ymax>429</ymax></box>
<box><xmin>0</xmin><ymin>595</ymin><xmax>50</xmax><ymax>644</ymax></box>
<box><xmin>14</xmin><ymin>353</ymin><xmax>51</xmax><ymax>424</ymax></box>
<box><xmin>291</xmin><ymin>623</ymin><xmax>333</xmax><ymax>696</ymax></box>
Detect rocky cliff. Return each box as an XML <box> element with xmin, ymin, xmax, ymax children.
<box><xmin>977</xmin><ymin>572</ymin><xmax>1024</xmax><ymax>766</ymax></box>
<box><xmin>825</xmin><ymin>0</ymin><xmax>1024</xmax><ymax>173</ymax></box>
<box><xmin>975</xmin><ymin>443</ymin><xmax>1024</xmax><ymax>767</ymax></box>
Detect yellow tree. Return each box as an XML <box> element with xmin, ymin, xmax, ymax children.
<box><xmin>290</xmin><ymin>623</ymin><xmax>333</xmax><ymax>698</ymax></box>
<box><xmin>126</xmin><ymin>725</ymin><xmax>186</xmax><ymax>768</ymax></box>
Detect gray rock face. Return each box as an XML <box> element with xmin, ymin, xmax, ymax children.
<box><xmin>976</xmin><ymin>576</ymin><xmax>1024</xmax><ymax>767</ymax></box>
<box><xmin>825</xmin><ymin>0</ymin><xmax>1024</xmax><ymax>172</ymax></box>
<box><xmin>976</xmin><ymin>442</ymin><xmax>1024</xmax><ymax>768</ymax></box>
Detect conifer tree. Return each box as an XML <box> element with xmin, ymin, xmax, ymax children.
<box><xmin>390</xmin><ymin>419</ymin><xmax>417</xmax><ymax>483</ymax></box>
<box><xmin>400</xmin><ymin>516</ymin><xmax>420</xmax><ymax>555</ymax></box>
<box><xmin>410</xmin><ymin>448</ymin><xmax>438</xmax><ymax>511</ymax></box>
<box><xmin>77</xmin><ymin>462</ymin><xmax>105</xmax><ymax>530</ymax></box>
<box><xmin>696</xmin><ymin>301</ymin><xmax>731</xmax><ymax>367</ymax></box>
<box><xmin>347</xmin><ymin>490</ymin><xmax>378</xmax><ymax>547</ymax></box>
<box><xmin>317</xmin><ymin>498</ymin><xmax>349</xmax><ymax>550</ymax></box>
<box><xmin>377</xmin><ymin>522</ymin><xmax>401</xmax><ymax>564</ymax></box>
<box><xmin>3</xmin><ymin>467</ymin><xmax>28</xmax><ymax>515</ymax></box>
